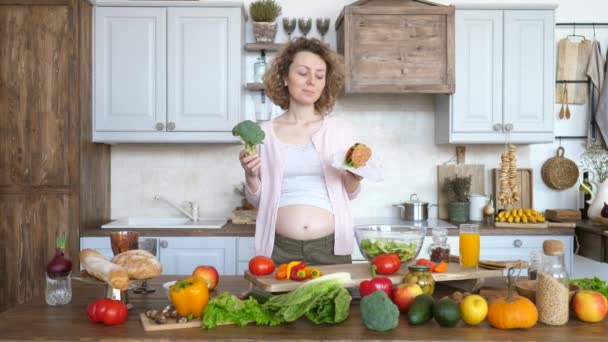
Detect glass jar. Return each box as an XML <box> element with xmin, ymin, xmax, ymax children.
<box><xmin>403</xmin><ymin>265</ymin><xmax>435</xmax><ymax>295</ymax></box>
<box><xmin>253</xmin><ymin>57</ymin><xmax>267</xmax><ymax>83</ymax></box>
<box><xmin>527</xmin><ymin>249</ymin><xmax>543</xmax><ymax>280</ymax></box>
<box><xmin>428</xmin><ymin>227</ymin><xmax>450</xmax><ymax>263</ymax></box>
<box><xmin>536</xmin><ymin>240</ymin><xmax>569</xmax><ymax>326</ymax></box>
<box><xmin>45</xmin><ymin>271</ymin><xmax>72</xmax><ymax>306</ymax></box>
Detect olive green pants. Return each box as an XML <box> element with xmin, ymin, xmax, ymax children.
<box><xmin>271</xmin><ymin>234</ymin><xmax>352</xmax><ymax>266</ymax></box>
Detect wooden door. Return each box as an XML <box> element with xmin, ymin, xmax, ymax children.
<box><xmin>452</xmin><ymin>10</ymin><xmax>503</xmax><ymax>134</ymax></box>
<box><xmin>503</xmin><ymin>10</ymin><xmax>554</xmax><ymax>134</ymax></box>
<box><xmin>167</xmin><ymin>8</ymin><xmax>241</xmax><ymax>132</ymax></box>
<box><xmin>94</xmin><ymin>7</ymin><xmax>167</xmax><ymax>132</ymax></box>
<box><xmin>159</xmin><ymin>237</ymin><xmax>237</xmax><ymax>275</ymax></box>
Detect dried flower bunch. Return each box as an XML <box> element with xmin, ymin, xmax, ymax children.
<box><xmin>250</xmin><ymin>0</ymin><xmax>282</xmax><ymax>22</ymax></box>
<box><xmin>579</xmin><ymin>145</ymin><xmax>608</xmax><ymax>183</ymax></box>
<box><xmin>442</xmin><ymin>175</ymin><xmax>472</xmax><ymax>203</ymax></box>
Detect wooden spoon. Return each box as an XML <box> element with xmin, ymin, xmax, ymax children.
<box><xmin>565</xmin><ymin>85</ymin><xmax>571</xmax><ymax>119</ymax></box>
<box><xmin>559</xmin><ymin>84</ymin><xmax>566</xmax><ymax>119</ymax></box>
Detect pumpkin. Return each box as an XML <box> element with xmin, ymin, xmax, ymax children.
<box><xmin>487</xmin><ymin>294</ymin><xmax>538</xmax><ymax>329</ymax></box>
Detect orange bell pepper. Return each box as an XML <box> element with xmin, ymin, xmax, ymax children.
<box><xmin>275</xmin><ymin>263</ymin><xmax>288</xmax><ymax>279</ymax></box>
<box><xmin>434</xmin><ymin>261</ymin><xmax>448</xmax><ymax>273</ymax></box>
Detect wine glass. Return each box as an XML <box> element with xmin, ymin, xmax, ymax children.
<box><xmin>282</xmin><ymin>17</ymin><xmax>296</xmax><ymax>41</ymax></box>
<box><xmin>298</xmin><ymin>17</ymin><xmax>312</xmax><ymax>37</ymax></box>
<box><xmin>316</xmin><ymin>18</ymin><xmax>330</xmax><ymax>42</ymax></box>
<box><xmin>110</xmin><ymin>231</ymin><xmax>139</xmax><ymax>255</ymax></box>
<box><xmin>132</xmin><ymin>238</ymin><xmax>157</xmax><ymax>294</ymax></box>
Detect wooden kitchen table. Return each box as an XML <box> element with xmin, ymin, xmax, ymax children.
<box><xmin>0</xmin><ymin>276</ymin><xmax>606</xmax><ymax>342</ymax></box>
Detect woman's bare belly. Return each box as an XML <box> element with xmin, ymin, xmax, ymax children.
<box><xmin>275</xmin><ymin>205</ymin><xmax>335</xmax><ymax>240</ymax></box>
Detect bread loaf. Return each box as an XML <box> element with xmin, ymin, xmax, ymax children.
<box><xmin>79</xmin><ymin>249</ymin><xmax>130</xmax><ymax>290</ymax></box>
<box><xmin>111</xmin><ymin>249</ymin><xmax>162</xmax><ymax>280</ymax></box>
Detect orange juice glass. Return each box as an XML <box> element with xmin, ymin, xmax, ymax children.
<box><xmin>459</xmin><ymin>224</ymin><xmax>480</xmax><ymax>269</ymax></box>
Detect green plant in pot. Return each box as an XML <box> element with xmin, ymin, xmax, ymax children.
<box><xmin>442</xmin><ymin>175</ymin><xmax>472</xmax><ymax>223</ymax></box>
<box><xmin>250</xmin><ymin>0</ymin><xmax>282</xmax><ymax>43</ymax></box>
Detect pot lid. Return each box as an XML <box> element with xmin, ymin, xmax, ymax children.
<box><xmin>405</xmin><ymin>193</ymin><xmax>429</xmax><ymax>205</ymax></box>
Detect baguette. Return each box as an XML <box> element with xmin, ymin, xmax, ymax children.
<box><xmin>111</xmin><ymin>249</ymin><xmax>163</xmax><ymax>280</ymax></box>
<box><xmin>79</xmin><ymin>249</ymin><xmax>130</xmax><ymax>290</ymax></box>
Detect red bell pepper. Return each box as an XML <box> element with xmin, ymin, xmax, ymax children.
<box><xmin>416</xmin><ymin>258</ymin><xmax>436</xmax><ymax>272</ymax></box>
<box><xmin>371</xmin><ymin>253</ymin><xmax>401</xmax><ymax>276</ymax></box>
<box><xmin>359</xmin><ymin>277</ymin><xmax>393</xmax><ymax>300</ymax></box>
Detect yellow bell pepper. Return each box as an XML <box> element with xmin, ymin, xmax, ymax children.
<box><xmin>169</xmin><ymin>276</ymin><xmax>209</xmax><ymax>318</ymax></box>
<box><xmin>285</xmin><ymin>261</ymin><xmax>303</xmax><ymax>280</ymax></box>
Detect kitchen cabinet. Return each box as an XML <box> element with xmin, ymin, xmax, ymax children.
<box><xmin>435</xmin><ymin>6</ymin><xmax>556</xmax><ymax>144</ymax></box>
<box><xmin>93</xmin><ymin>3</ymin><xmax>246</xmax><ymax>143</ymax></box>
<box><xmin>419</xmin><ymin>235</ymin><xmax>574</xmax><ymax>275</ymax></box>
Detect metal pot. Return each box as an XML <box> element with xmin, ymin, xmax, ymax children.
<box><xmin>393</xmin><ymin>194</ymin><xmax>433</xmax><ymax>221</ymax></box>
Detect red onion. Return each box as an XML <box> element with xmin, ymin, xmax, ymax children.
<box><xmin>46</xmin><ymin>233</ymin><xmax>72</xmax><ymax>278</ymax></box>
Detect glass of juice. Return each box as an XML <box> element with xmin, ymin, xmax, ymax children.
<box><xmin>459</xmin><ymin>224</ymin><xmax>480</xmax><ymax>269</ymax></box>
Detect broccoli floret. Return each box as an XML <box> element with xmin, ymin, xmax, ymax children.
<box><xmin>360</xmin><ymin>290</ymin><xmax>399</xmax><ymax>332</ymax></box>
<box><xmin>232</xmin><ymin>120</ymin><xmax>265</xmax><ymax>155</ymax></box>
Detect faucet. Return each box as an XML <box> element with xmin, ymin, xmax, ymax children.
<box><xmin>154</xmin><ymin>195</ymin><xmax>199</xmax><ymax>221</ymax></box>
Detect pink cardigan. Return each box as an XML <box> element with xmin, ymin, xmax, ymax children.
<box><xmin>245</xmin><ymin>116</ymin><xmax>360</xmax><ymax>257</ymax></box>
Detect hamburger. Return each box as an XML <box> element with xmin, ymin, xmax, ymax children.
<box><xmin>345</xmin><ymin>143</ymin><xmax>372</xmax><ymax>168</ymax></box>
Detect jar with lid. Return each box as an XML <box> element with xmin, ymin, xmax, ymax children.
<box><xmin>527</xmin><ymin>249</ymin><xmax>543</xmax><ymax>280</ymax></box>
<box><xmin>428</xmin><ymin>227</ymin><xmax>451</xmax><ymax>263</ymax></box>
<box><xmin>403</xmin><ymin>265</ymin><xmax>435</xmax><ymax>295</ymax></box>
<box><xmin>536</xmin><ymin>240</ymin><xmax>569</xmax><ymax>325</ymax></box>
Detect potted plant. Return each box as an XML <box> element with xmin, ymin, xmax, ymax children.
<box><xmin>250</xmin><ymin>0</ymin><xmax>282</xmax><ymax>43</ymax></box>
<box><xmin>442</xmin><ymin>175</ymin><xmax>472</xmax><ymax>223</ymax></box>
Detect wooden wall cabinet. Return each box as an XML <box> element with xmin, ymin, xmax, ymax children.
<box><xmin>336</xmin><ymin>0</ymin><xmax>455</xmax><ymax>94</ymax></box>
<box><xmin>435</xmin><ymin>5</ymin><xmax>556</xmax><ymax>144</ymax></box>
<box><xmin>93</xmin><ymin>3</ymin><xmax>246</xmax><ymax>143</ymax></box>
<box><xmin>0</xmin><ymin>0</ymin><xmax>110</xmax><ymax>312</ymax></box>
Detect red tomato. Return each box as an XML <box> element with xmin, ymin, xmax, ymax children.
<box><xmin>86</xmin><ymin>298</ymin><xmax>128</xmax><ymax>326</ymax></box>
<box><xmin>248</xmin><ymin>256</ymin><xmax>275</xmax><ymax>276</ymax></box>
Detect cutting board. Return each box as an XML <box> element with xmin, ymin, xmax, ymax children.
<box><xmin>494</xmin><ymin>221</ymin><xmax>576</xmax><ymax>229</ymax></box>
<box><xmin>545</xmin><ymin>209</ymin><xmax>581</xmax><ymax>222</ymax></box>
<box><xmin>140</xmin><ymin>313</ymin><xmax>200</xmax><ymax>331</ymax></box>
<box><xmin>556</xmin><ymin>38</ymin><xmax>592</xmax><ymax>104</ymax></box>
<box><xmin>437</xmin><ymin>164</ymin><xmax>485</xmax><ymax>219</ymax></box>
<box><xmin>493</xmin><ymin>168</ymin><xmax>533</xmax><ymax>211</ymax></box>
<box><xmin>244</xmin><ymin>262</ymin><xmax>503</xmax><ymax>293</ymax></box>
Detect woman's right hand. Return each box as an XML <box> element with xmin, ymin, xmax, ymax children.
<box><xmin>239</xmin><ymin>149</ymin><xmax>261</xmax><ymax>178</ymax></box>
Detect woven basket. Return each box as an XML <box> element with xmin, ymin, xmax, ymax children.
<box><xmin>541</xmin><ymin>146</ymin><xmax>579</xmax><ymax>190</ymax></box>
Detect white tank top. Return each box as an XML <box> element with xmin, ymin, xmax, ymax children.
<box><xmin>278</xmin><ymin>143</ymin><xmax>333</xmax><ymax>213</ymax></box>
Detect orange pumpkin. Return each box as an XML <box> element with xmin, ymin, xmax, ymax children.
<box><xmin>487</xmin><ymin>294</ymin><xmax>538</xmax><ymax>329</ymax></box>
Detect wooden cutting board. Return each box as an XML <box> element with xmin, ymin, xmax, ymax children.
<box><xmin>437</xmin><ymin>164</ymin><xmax>485</xmax><ymax>219</ymax></box>
<box><xmin>494</xmin><ymin>221</ymin><xmax>576</xmax><ymax>229</ymax></box>
<box><xmin>140</xmin><ymin>313</ymin><xmax>200</xmax><ymax>331</ymax></box>
<box><xmin>244</xmin><ymin>262</ymin><xmax>503</xmax><ymax>293</ymax></box>
<box><xmin>545</xmin><ymin>209</ymin><xmax>581</xmax><ymax>222</ymax></box>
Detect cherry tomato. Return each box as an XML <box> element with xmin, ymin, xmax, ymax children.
<box><xmin>248</xmin><ymin>256</ymin><xmax>275</xmax><ymax>276</ymax></box>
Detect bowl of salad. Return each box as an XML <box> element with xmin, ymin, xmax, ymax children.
<box><xmin>354</xmin><ymin>225</ymin><xmax>427</xmax><ymax>263</ymax></box>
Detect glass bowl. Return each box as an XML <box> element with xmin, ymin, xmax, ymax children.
<box><xmin>354</xmin><ymin>225</ymin><xmax>427</xmax><ymax>263</ymax></box>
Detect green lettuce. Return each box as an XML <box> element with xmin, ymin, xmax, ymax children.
<box><xmin>570</xmin><ymin>277</ymin><xmax>608</xmax><ymax>300</ymax></box>
<box><xmin>359</xmin><ymin>238</ymin><xmax>418</xmax><ymax>262</ymax></box>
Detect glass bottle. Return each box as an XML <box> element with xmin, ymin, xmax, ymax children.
<box><xmin>45</xmin><ymin>271</ymin><xmax>72</xmax><ymax>305</ymax></box>
<box><xmin>428</xmin><ymin>227</ymin><xmax>450</xmax><ymax>263</ymax></box>
<box><xmin>527</xmin><ymin>249</ymin><xmax>543</xmax><ymax>280</ymax></box>
<box><xmin>536</xmin><ymin>240</ymin><xmax>569</xmax><ymax>325</ymax></box>
<box><xmin>253</xmin><ymin>53</ymin><xmax>267</xmax><ymax>83</ymax></box>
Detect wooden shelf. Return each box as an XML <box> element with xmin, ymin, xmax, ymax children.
<box><xmin>246</xmin><ymin>83</ymin><xmax>265</xmax><ymax>91</ymax></box>
<box><xmin>245</xmin><ymin>43</ymin><xmax>285</xmax><ymax>52</ymax></box>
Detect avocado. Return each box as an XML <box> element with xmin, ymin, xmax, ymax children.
<box><xmin>433</xmin><ymin>298</ymin><xmax>461</xmax><ymax>327</ymax></box>
<box><xmin>407</xmin><ymin>294</ymin><xmax>435</xmax><ymax>325</ymax></box>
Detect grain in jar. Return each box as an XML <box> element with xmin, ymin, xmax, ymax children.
<box><xmin>536</xmin><ymin>240</ymin><xmax>569</xmax><ymax>325</ymax></box>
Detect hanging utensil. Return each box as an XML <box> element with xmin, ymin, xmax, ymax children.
<box><xmin>565</xmin><ymin>84</ymin><xmax>571</xmax><ymax>119</ymax></box>
<box><xmin>559</xmin><ymin>84</ymin><xmax>566</xmax><ymax>119</ymax></box>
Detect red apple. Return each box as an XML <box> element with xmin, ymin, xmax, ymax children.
<box><xmin>572</xmin><ymin>290</ymin><xmax>608</xmax><ymax>323</ymax></box>
<box><xmin>393</xmin><ymin>283</ymin><xmax>423</xmax><ymax>313</ymax></box>
<box><xmin>192</xmin><ymin>265</ymin><xmax>219</xmax><ymax>290</ymax></box>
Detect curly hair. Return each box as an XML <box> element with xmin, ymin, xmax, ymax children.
<box><xmin>263</xmin><ymin>37</ymin><xmax>345</xmax><ymax>114</ymax></box>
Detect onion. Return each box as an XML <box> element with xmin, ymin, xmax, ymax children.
<box><xmin>46</xmin><ymin>233</ymin><xmax>72</xmax><ymax>278</ymax></box>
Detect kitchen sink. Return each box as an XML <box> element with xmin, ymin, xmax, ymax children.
<box><xmin>101</xmin><ymin>217</ymin><xmax>227</xmax><ymax>229</ymax></box>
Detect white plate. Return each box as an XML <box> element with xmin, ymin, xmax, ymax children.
<box><xmin>331</xmin><ymin>150</ymin><xmax>384</xmax><ymax>182</ymax></box>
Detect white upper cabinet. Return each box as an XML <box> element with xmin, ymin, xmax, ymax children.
<box><xmin>93</xmin><ymin>4</ymin><xmax>245</xmax><ymax>143</ymax></box>
<box><xmin>436</xmin><ymin>7</ymin><xmax>555</xmax><ymax>144</ymax></box>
